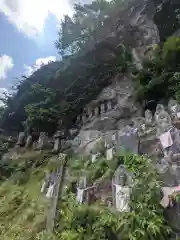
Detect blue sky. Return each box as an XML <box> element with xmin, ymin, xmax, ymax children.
<box><xmin>0</xmin><ymin>0</ymin><xmax>82</xmax><ymax>95</ymax></box>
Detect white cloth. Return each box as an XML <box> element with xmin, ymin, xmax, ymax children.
<box><xmin>106</xmin><ymin>148</ymin><xmax>113</xmax><ymax>160</ymax></box>
<box><xmin>160</xmin><ymin>186</ymin><xmax>180</xmax><ymax>208</ymax></box>
<box><xmin>171</xmin><ymin>105</ymin><xmax>177</xmax><ymax>113</ymax></box>
<box><xmin>41</xmin><ymin>181</ymin><xmax>46</xmax><ymax>193</ymax></box>
<box><xmin>76</xmin><ymin>188</ymin><xmax>84</xmax><ymax>203</ymax></box>
<box><xmin>112</xmin><ymin>134</ymin><xmax>116</xmax><ymax>141</ymax></box>
<box><xmin>115</xmin><ymin>185</ymin><xmax>130</xmax><ymax>212</ymax></box>
<box><xmin>46</xmin><ymin>184</ymin><xmax>55</xmax><ymax>198</ymax></box>
<box><xmin>92</xmin><ymin>154</ymin><xmax>98</xmax><ymax>163</ymax></box>
<box><xmin>159</xmin><ymin>131</ymin><xmax>173</xmax><ymax>149</ymax></box>
<box><xmin>177</xmin><ymin>112</ymin><xmax>180</xmax><ymax>118</ymax></box>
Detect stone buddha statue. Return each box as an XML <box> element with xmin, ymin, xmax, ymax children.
<box><xmin>155</xmin><ymin>104</ymin><xmax>172</xmax><ymax>137</ymax></box>
<box><xmin>154</xmin><ymin>104</ymin><xmax>165</xmax><ymax>123</ymax></box>
<box><xmin>145</xmin><ymin>109</ymin><xmax>153</xmax><ymax>126</ymax></box>
<box><xmin>168</xmin><ymin>99</ymin><xmax>180</xmax><ymax>120</ymax></box>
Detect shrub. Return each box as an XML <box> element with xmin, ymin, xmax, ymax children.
<box><xmin>135</xmin><ymin>36</ymin><xmax>180</xmax><ymax>104</ymax></box>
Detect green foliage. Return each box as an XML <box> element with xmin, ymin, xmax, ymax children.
<box><xmin>120</xmin><ymin>154</ymin><xmax>171</xmax><ymax>239</ymax></box>
<box><xmin>56</xmin><ymin>0</ymin><xmax>131</xmax><ymax>57</ymax></box>
<box><xmin>24</xmin><ymin>84</ymin><xmax>62</xmax><ymax>133</ymax></box>
<box><xmin>60</xmin><ymin>153</ymin><xmax>171</xmax><ymax>240</ymax></box>
<box><xmin>135</xmin><ymin>36</ymin><xmax>180</xmax><ymax>103</ymax></box>
<box><xmin>59</xmin><ymin>198</ymin><xmax>121</xmax><ymax>240</ymax></box>
<box><xmin>0</xmin><ymin>152</ymin><xmax>51</xmax><ymax>240</ymax></box>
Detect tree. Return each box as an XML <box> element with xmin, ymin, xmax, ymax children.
<box><xmin>24</xmin><ymin>84</ymin><xmax>62</xmax><ymax>133</ymax></box>
<box><xmin>55</xmin><ymin>0</ymin><xmax>128</xmax><ymax>57</ymax></box>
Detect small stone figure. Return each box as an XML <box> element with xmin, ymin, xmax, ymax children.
<box><xmin>100</xmin><ymin>103</ymin><xmax>105</xmax><ymax>114</ymax></box>
<box><xmin>87</xmin><ymin>108</ymin><xmax>92</xmax><ymax>118</ymax></box>
<box><xmin>112</xmin><ymin>165</ymin><xmax>132</xmax><ymax>212</ymax></box>
<box><xmin>107</xmin><ymin>100</ymin><xmax>112</xmax><ymax>111</ymax></box>
<box><xmin>25</xmin><ymin>135</ymin><xmax>33</xmax><ymax>148</ymax></box>
<box><xmin>145</xmin><ymin>109</ymin><xmax>153</xmax><ymax>126</ymax></box>
<box><xmin>52</xmin><ymin>133</ymin><xmax>61</xmax><ymax>153</ymax></box>
<box><xmin>94</xmin><ymin>106</ymin><xmax>99</xmax><ymax>116</ymax></box>
<box><xmin>82</xmin><ymin>114</ymin><xmax>87</xmax><ymax>124</ymax></box>
<box><xmin>168</xmin><ymin>99</ymin><xmax>180</xmax><ymax>120</ymax></box>
<box><xmin>155</xmin><ymin>106</ymin><xmax>172</xmax><ymax>137</ymax></box>
<box><xmin>154</xmin><ymin>104</ymin><xmax>165</xmax><ymax>123</ymax></box>
<box><xmin>16</xmin><ymin>132</ymin><xmax>25</xmax><ymax>147</ymax></box>
<box><xmin>36</xmin><ymin>132</ymin><xmax>48</xmax><ymax>150</ymax></box>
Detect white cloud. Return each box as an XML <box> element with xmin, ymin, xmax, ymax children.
<box><xmin>0</xmin><ymin>0</ymin><xmax>73</xmax><ymax>36</ymax></box>
<box><xmin>24</xmin><ymin>56</ymin><xmax>56</xmax><ymax>77</ymax></box>
<box><xmin>0</xmin><ymin>55</ymin><xmax>14</xmax><ymax>80</ymax></box>
<box><xmin>0</xmin><ymin>0</ymin><xmax>96</xmax><ymax>37</ymax></box>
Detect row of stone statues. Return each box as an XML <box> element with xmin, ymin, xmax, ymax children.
<box><xmin>75</xmin><ymin>99</ymin><xmax>114</xmax><ymax>125</ymax></box>
<box><xmin>15</xmin><ymin>130</ymin><xmax>65</xmax><ymax>153</ymax></box>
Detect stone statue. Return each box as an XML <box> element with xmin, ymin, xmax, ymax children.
<box><xmin>145</xmin><ymin>109</ymin><xmax>153</xmax><ymax>126</ymax></box>
<box><xmin>107</xmin><ymin>100</ymin><xmax>112</xmax><ymax>111</ymax></box>
<box><xmin>87</xmin><ymin>108</ymin><xmax>92</xmax><ymax>118</ymax></box>
<box><xmin>25</xmin><ymin>135</ymin><xmax>32</xmax><ymax>148</ymax></box>
<box><xmin>100</xmin><ymin>103</ymin><xmax>105</xmax><ymax>114</ymax></box>
<box><xmin>36</xmin><ymin>132</ymin><xmax>48</xmax><ymax>150</ymax></box>
<box><xmin>76</xmin><ymin>115</ymin><xmax>81</xmax><ymax>124</ymax></box>
<box><xmin>154</xmin><ymin>104</ymin><xmax>165</xmax><ymax>123</ymax></box>
<box><xmin>82</xmin><ymin>114</ymin><xmax>86</xmax><ymax>124</ymax></box>
<box><xmin>94</xmin><ymin>107</ymin><xmax>99</xmax><ymax>116</ymax></box>
<box><xmin>156</xmin><ymin>108</ymin><xmax>172</xmax><ymax>137</ymax></box>
<box><xmin>16</xmin><ymin>132</ymin><xmax>25</xmax><ymax>147</ymax></box>
<box><xmin>115</xmin><ymin>165</ymin><xmax>127</xmax><ymax>186</ymax></box>
<box><xmin>52</xmin><ymin>131</ymin><xmax>64</xmax><ymax>153</ymax></box>
<box><xmin>113</xmin><ymin>165</ymin><xmax>133</xmax><ymax>187</ymax></box>
<box><xmin>168</xmin><ymin>99</ymin><xmax>180</xmax><ymax>120</ymax></box>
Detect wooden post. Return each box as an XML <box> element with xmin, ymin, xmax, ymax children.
<box><xmin>46</xmin><ymin>153</ymin><xmax>67</xmax><ymax>232</ymax></box>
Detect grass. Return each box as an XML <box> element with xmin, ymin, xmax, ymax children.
<box><xmin>0</xmin><ymin>151</ymin><xmax>52</xmax><ymax>240</ymax></box>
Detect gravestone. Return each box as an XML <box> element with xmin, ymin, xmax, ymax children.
<box><xmin>115</xmin><ymin>186</ymin><xmax>130</xmax><ymax>212</ymax></box>
<box><xmin>116</xmin><ymin>126</ymin><xmax>139</xmax><ymax>154</ymax></box>
<box><xmin>112</xmin><ymin>165</ymin><xmax>132</xmax><ymax>212</ymax></box>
